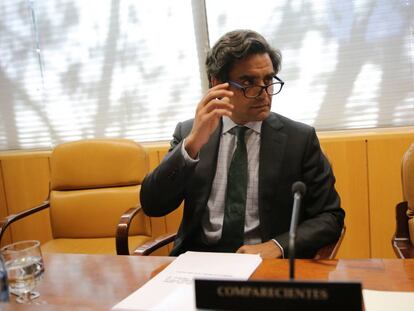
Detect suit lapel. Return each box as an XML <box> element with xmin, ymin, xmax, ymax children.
<box><xmin>259</xmin><ymin>113</ymin><xmax>287</xmax><ymax>217</ymax></box>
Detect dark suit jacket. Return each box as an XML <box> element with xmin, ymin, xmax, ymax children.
<box><xmin>140</xmin><ymin>112</ymin><xmax>345</xmax><ymax>258</ymax></box>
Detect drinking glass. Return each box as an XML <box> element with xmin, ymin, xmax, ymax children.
<box><xmin>1</xmin><ymin>240</ymin><xmax>45</xmax><ymax>304</ymax></box>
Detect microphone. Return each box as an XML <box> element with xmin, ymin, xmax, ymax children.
<box><xmin>289</xmin><ymin>181</ymin><xmax>306</xmax><ymax>280</ymax></box>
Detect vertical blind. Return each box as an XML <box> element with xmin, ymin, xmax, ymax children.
<box><xmin>0</xmin><ymin>0</ymin><xmax>413</xmax><ymax>151</ymax></box>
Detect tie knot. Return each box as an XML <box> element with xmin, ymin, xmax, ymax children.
<box><xmin>231</xmin><ymin>126</ymin><xmax>248</xmax><ymax>140</ymax></box>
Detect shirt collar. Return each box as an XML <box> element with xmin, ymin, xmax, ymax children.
<box><xmin>222</xmin><ymin>116</ymin><xmax>262</xmax><ymax>134</ymax></box>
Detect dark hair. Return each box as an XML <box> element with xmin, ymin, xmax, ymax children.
<box><xmin>205</xmin><ymin>29</ymin><xmax>282</xmax><ymax>86</ymax></box>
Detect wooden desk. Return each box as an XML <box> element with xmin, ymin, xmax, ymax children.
<box><xmin>4</xmin><ymin>254</ymin><xmax>414</xmax><ymax>310</ymax></box>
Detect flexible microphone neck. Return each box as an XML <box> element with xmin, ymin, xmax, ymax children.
<box><xmin>289</xmin><ymin>181</ymin><xmax>306</xmax><ymax>280</ymax></box>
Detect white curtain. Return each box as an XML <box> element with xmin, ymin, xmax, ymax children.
<box><xmin>0</xmin><ymin>0</ymin><xmax>205</xmax><ymax>150</ymax></box>
<box><xmin>0</xmin><ymin>0</ymin><xmax>413</xmax><ymax>150</ymax></box>
<box><xmin>206</xmin><ymin>0</ymin><xmax>414</xmax><ymax>130</ymax></box>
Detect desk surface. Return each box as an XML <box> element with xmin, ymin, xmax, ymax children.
<box><xmin>4</xmin><ymin>253</ymin><xmax>414</xmax><ymax>310</ymax></box>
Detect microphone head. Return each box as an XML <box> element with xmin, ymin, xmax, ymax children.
<box><xmin>292</xmin><ymin>181</ymin><xmax>306</xmax><ymax>196</ymax></box>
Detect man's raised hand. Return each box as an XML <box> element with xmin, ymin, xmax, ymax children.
<box><xmin>185</xmin><ymin>83</ymin><xmax>234</xmax><ymax>158</ymax></box>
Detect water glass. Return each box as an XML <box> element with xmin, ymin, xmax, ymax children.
<box><xmin>1</xmin><ymin>240</ymin><xmax>44</xmax><ymax>304</ymax></box>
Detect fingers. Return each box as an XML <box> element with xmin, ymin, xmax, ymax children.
<box><xmin>236</xmin><ymin>242</ymin><xmax>282</xmax><ymax>258</ymax></box>
<box><xmin>195</xmin><ymin>83</ymin><xmax>234</xmax><ymax>126</ymax></box>
<box><xmin>197</xmin><ymin>83</ymin><xmax>234</xmax><ymax>112</ymax></box>
<box><xmin>209</xmin><ymin>82</ymin><xmax>232</xmax><ymax>92</ymax></box>
<box><xmin>236</xmin><ymin>245</ymin><xmax>254</xmax><ymax>254</ymax></box>
<box><xmin>202</xmin><ymin>98</ymin><xmax>232</xmax><ymax>112</ymax></box>
<box><xmin>186</xmin><ymin>83</ymin><xmax>235</xmax><ymax>155</ymax></box>
<box><xmin>198</xmin><ymin>97</ymin><xmax>234</xmax><ymax>123</ymax></box>
<box><xmin>201</xmin><ymin>109</ymin><xmax>232</xmax><ymax>124</ymax></box>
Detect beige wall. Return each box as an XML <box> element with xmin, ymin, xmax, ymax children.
<box><xmin>1</xmin><ymin>127</ymin><xmax>413</xmax><ymax>258</ymax></box>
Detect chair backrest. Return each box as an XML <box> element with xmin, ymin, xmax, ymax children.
<box><xmin>49</xmin><ymin>139</ymin><xmax>150</xmax><ymax>239</ymax></box>
<box><xmin>402</xmin><ymin>143</ymin><xmax>414</xmax><ymax>244</ymax></box>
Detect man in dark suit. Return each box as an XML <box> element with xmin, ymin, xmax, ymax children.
<box><xmin>140</xmin><ymin>30</ymin><xmax>344</xmax><ymax>258</ymax></box>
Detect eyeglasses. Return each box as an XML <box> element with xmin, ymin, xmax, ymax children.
<box><xmin>228</xmin><ymin>76</ymin><xmax>284</xmax><ymax>99</ymax></box>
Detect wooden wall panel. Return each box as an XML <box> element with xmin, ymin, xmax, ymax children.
<box><xmin>0</xmin><ymin>164</ymin><xmax>12</xmax><ymax>246</ymax></box>
<box><xmin>320</xmin><ymin>138</ymin><xmax>370</xmax><ymax>258</ymax></box>
<box><xmin>367</xmin><ymin>134</ymin><xmax>414</xmax><ymax>258</ymax></box>
<box><xmin>0</xmin><ymin>154</ymin><xmax>52</xmax><ymax>246</ymax></box>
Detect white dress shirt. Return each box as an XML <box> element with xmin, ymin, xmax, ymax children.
<box><xmin>181</xmin><ymin>116</ymin><xmax>284</xmax><ymax>257</ymax></box>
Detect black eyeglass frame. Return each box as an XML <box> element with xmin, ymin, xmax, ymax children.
<box><xmin>227</xmin><ymin>76</ymin><xmax>285</xmax><ymax>99</ymax></box>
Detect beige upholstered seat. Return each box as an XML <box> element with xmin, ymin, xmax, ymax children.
<box><xmin>0</xmin><ymin>139</ymin><xmax>152</xmax><ymax>255</ymax></box>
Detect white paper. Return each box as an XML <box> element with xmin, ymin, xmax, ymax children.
<box><xmin>363</xmin><ymin>289</ymin><xmax>414</xmax><ymax>311</ymax></box>
<box><xmin>112</xmin><ymin>251</ymin><xmax>262</xmax><ymax>311</ymax></box>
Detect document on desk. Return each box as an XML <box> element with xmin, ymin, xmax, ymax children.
<box><xmin>363</xmin><ymin>289</ymin><xmax>414</xmax><ymax>311</ymax></box>
<box><xmin>112</xmin><ymin>251</ymin><xmax>262</xmax><ymax>311</ymax></box>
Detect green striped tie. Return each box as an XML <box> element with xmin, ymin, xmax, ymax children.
<box><xmin>220</xmin><ymin>126</ymin><xmax>248</xmax><ymax>252</ymax></box>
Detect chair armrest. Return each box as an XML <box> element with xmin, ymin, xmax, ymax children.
<box><xmin>394</xmin><ymin>201</ymin><xmax>410</xmax><ymax>239</ymax></box>
<box><xmin>392</xmin><ymin>201</ymin><xmax>414</xmax><ymax>258</ymax></box>
<box><xmin>392</xmin><ymin>238</ymin><xmax>414</xmax><ymax>259</ymax></box>
<box><xmin>115</xmin><ymin>205</ymin><xmax>142</xmax><ymax>255</ymax></box>
<box><xmin>0</xmin><ymin>201</ymin><xmax>50</xmax><ymax>243</ymax></box>
<box><xmin>314</xmin><ymin>226</ymin><xmax>346</xmax><ymax>260</ymax></box>
<box><xmin>133</xmin><ymin>232</ymin><xmax>177</xmax><ymax>256</ymax></box>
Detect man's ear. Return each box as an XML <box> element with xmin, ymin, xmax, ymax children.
<box><xmin>210</xmin><ymin>77</ymin><xmax>220</xmax><ymax>87</ymax></box>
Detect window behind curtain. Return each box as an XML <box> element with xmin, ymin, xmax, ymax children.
<box><xmin>0</xmin><ymin>0</ymin><xmax>204</xmax><ymax>150</ymax></box>
<box><xmin>1</xmin><ymin>0</ymin><xmax>413</xmax><ymax>151</ymax></box>
<box><xmin>206</xmin><ymin>0</ymin><xmax>414</xmax><ymax>130</ymax></box>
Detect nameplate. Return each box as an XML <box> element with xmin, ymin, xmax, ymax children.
<box><xmin>195</xmin><ymin>279</ymin><xmax>362</xmax><ymax>311</ymax></box>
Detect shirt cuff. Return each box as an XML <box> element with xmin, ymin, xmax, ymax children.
<box><xmin>271</xmin><ymin>239</ymin><xmax>285</xmax><ymax>258</ymax></box>
<box><xmin>181</xmin><ymin>138</ymin><xmax>200</xmax><ymax>163</ymax></box>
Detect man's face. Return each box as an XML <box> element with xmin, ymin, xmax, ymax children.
<box><xmin>226</xmin><ymin>53</ymin><xmax>275</xmax><ymax>124</ymax></box>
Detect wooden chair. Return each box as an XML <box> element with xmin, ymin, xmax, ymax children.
<box><xmin>392</xmin><ymin>143</ymin><xmax>414</xmax><ymax>258</ymax></box>
<box><xmin>134</xmin><ymin>226</ymin><xmax>346</xmax><ymax>259</ymax></box>
<box><xmin>0</xmin><ymin>139</ymin><xmax>152</xmax><ymax>255</ymax></box>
